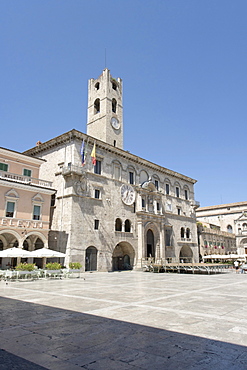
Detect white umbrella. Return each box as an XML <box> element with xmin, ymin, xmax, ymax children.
<box><xmin>0</xmin><ymin>247</ymin><xmax>33</xmax><ymax>258</ymax></box>
<box><xmin>30</xmin><ymin>248</ymin><xmax>66</xmax><ymax>258</ymax></box>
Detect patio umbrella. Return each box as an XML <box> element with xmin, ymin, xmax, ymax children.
<box><xmin>0</xmin><ymin>247</ymin><xmax>33</xmax><ymax>258</ymax></box>
<box><xmin>30</xmin><ymin>248</ymin><xmax>66</xmax><ymax>258</ymax></box>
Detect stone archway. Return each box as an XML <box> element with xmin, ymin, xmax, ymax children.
<box><xmin>240</xmin><ymin>238</ymin><xmax>247</xmax><ymax>254</ymax></box>
<box><xmin>0</xmin><ymin>231</ymin><xmax>20</xmax><ymax>268</ymax></box>
<box><xmin>144</xmin><ymin>223</ymin><xmax>160</xmax><ymax>261</ymax></box>
<box><xmin>112</xmin><ymin>242</ymin><xmax>135</xmax><ymax>271</ymax></box>
<box><xmin>85</xmin><ymin>246</ymin><xmax>98</xmax><ymax>271</ymax></box>
<box><xmin>179</xmin><ymin>245</ymin><xmax>193</xmax><ymax>263</ymax></box>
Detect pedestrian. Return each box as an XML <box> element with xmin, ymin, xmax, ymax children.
<box><xmin>234</xmin><ymin>260</ymin><xmax>239</xmax><ymax>273</ymax></box>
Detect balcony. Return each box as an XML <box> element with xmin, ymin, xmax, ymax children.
<box><xmin>62</xmin><ymin>165</ymin><xmax>84</xmax><ymax>178</ymax></box>
<box><xmin>191</xmin><ymin>200</ymin><xmax>200</xmax><ymax>209</ymax></box>
<box><xmin>0</xmin><ymin>171</ymin><xmax>52</xmax><ymax>188</ymax></box>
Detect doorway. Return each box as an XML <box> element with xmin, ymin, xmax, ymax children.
<box><xmin>85</xmin><ymin>246</ymin><xmax>98</xmax><ymax>271</ymax></box>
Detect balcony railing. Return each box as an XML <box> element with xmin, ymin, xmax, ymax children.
<box><xmin>0</xmin><ymin>171</ymin><xmax>52</xmax><ymax>188</ymax></box>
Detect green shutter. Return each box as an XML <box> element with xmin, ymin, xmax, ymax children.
<box><xmin>0</xmin><ymin>163</ymin><xmax>8</xmax><ymax>171</ymax></box>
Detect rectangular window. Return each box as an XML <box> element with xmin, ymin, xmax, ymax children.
<box><xmin>51</xmin><ymin>194</ymin><xmax>56</xmax><ymax>207</ymax></box>
<box><xmin>185</xmin><ymin>190</ymin><xmax>188</xmax><ymax>200</ymax></box>
<box><xmin>114</xmin><ymin>165</ymin><xmax>120</xmax><ymax>180</ymax></box>
<box><xmin>155</xmin><ymin>180</ymin><xmax>159</xmax><ymax>190</ymax></box>
<box><xmin>157</xmin><ymin>202</ymin><xmax>160</xmax><ymax>211</ymax></box>
<box><xmin>129</xmin><ymin>171</ymin><xmax>134</xmax><ymax>184</ymax></box>
<box><xmin>6</xmin><ymin>201</ymin><xmax>15</xmax><ymax>217</ymax></box>
<box><xmin>176</xmin><ymin>187</ymin><xmax>180</xmax><ymax>198</ymax></box>
<box><xmin>177</xmin><ymin>208</ymin><xmax>181</xmax><ymax>215</ymax></box>
<box><xmin>94</xmin><ymin>219</ymin><xmax>99</xmax><ymax>230</ymax></box>
<box><xmin>33</xmin><ymin>205</ymin><xmax>41</xmax><ymax>220</ymax></box>
<box><xmin>142</xmin><ymin>198</ymin><xmax>145</xmax><ymax>208</ymax></box>
<box><xmin>94</xmin><ymin>189</ymin><xmax>100</xmax><ymax>199</ymax></box>
<box><xmin>0</xmin><ymin>163</ymin><xmax>8</xmax><ymax>172</ymax></box>
<box><xmin>23</xmin><ymin>169</ymin><xmax>32</xmax><ymax>177</ymax></box>
<box><xmin>94</xmin><ymin>160</ymin><xmax>101</xmax><ymax>175</ymax></box>
<box><xmin>166</xmin><ymin>184</ymin><xmax>169</xmax><ymax>195</ymax></box>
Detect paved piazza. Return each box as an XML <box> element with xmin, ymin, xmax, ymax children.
<box><xmin>0</xmin><ymin>271</ymin><xmax>247</xmax><ymax>369</ymax></box>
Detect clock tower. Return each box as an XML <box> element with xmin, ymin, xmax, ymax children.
<box><xmin>87</xmin><ymin>69</ymin><xmax>123</xmax><ymax>149</ymax></box>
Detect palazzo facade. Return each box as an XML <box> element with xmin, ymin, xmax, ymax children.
<box><xmin>24</xmin><ymin>69</ymin><xmax>199</xmax><ymax>271</ymax></box>
<box><xmin>0</xmin><ymin>148</ymin><xmax>55</xmax><ymax>268</ymax></box>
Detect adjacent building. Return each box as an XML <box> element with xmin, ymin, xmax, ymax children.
<box><xmin>196</xmin><ymin>202</ymin><xmax>247</xmax><ymax>256</ymax></box>
<box><xmin>24</xmin><ymin>69</ymin><xmax>199</xmax><ymax>271</ymax></box>
<box><xmin>0</xmin><ymin>147</ymin><xmax>55</xmax><ymax>268</ymax></box>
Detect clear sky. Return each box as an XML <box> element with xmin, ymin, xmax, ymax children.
<box><xmin>1</xmin><ymin>0</ymin><xmax>247</xmax><ymax>207</ymax></box>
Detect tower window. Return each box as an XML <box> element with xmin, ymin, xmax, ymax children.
<box><xmin>185</xmin><ymin>189</ymin><xmax>188</xmax><ymax>200</ymax></box>
<box><xmin>95</xmin><ymin>82</ymin><xmax>100</xmax><ymax>90</ymax></box>
<box><xmin>94</xmin><ymin>220</ymin><xmax>99</xmax><ymax>230</ymax></box>
<box><xmin>155</xmin><ymin>180</ymin><xmax>159</xmax><ymax>190</ymax></box>
<box><xmin>94</xmin><ymin>99</ymin><xmax>100</xmax><ymax>114</ymax></box>
<box><xmin>112</xmin><ymin>81</ymin><xmax>117</xmax><ymax>90</ymax></box>
<box><xmin>112</xmin><ymin>98</ymin><xmax>117</xmax><ymax>113</ymax></box>
<box><xmin>176</xmin><ymin>187</ymin><xmax>180</xmax><ymax>198</ymax></box>
<box><xmin>94</xmin><ymin>189</ymin><xmax>100</xmax><ymax>199</ymax></box>
<box><xmin>166</xmin><ymin>184</ymin><xmax>169</xmax><ymax>195</ymax></box>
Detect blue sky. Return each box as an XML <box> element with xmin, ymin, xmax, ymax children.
<box><xmin>1</xmin><ymin>0</ymin><xmax>247</xmax><ymax>207</ymax></box>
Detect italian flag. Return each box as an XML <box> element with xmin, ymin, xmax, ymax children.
<box><xmin>91</xmin><ymin>143</ymin><xmax>96</xmax><ymax>166</ymax></box>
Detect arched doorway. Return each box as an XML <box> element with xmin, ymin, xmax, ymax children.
<box><xmin>180</xmin><ymin>245</ymin><xmax>193</xmax><ymax>263</ymax></box>
<box><xmin>146</xmin><ymin>229</ymin><xmax>155</xmax><ymax>258</ymax></box>
<box><xmin>85</xmin><ymin>246</ymin><xmax>98</xmax><ymax>271</ymax></box>
<box><xmin>112</xmin><ymin>242</ymin><xmax>135</xmax><ymax>271</ymax></box>
<box><xmin>240</xmin><ymin>238</ymin><xmax>247</xmax><ymax>255</ymax></box>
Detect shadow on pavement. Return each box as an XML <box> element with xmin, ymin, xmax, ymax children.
<box><xmin>0</xmin><ymin>296</ymin><xmax>246</xmax><ymax>370</ymax></box>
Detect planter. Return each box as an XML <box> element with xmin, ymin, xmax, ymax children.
<box><xmin>44</xmin><ymin>269</ymin><xmax>63</xmax><ymax>278</ymax></box>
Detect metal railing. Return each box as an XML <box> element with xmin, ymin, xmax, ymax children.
<box><xmin>0</xmin><ymin>171</ymin><xmax>52</xmax><ymax>188</ymax></box>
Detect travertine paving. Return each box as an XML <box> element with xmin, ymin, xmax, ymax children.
<box><xmin>1</xmin><ymin>271</ymin><xmax>247</xmax><ymax>369</ymax></box>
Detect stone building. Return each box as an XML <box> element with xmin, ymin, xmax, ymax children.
<box><xmin>24</xmin><ymin>69</ymin><xmax>199</xmax><ymax>271</ymax></box>
<box><xmin>0</xmin><ymin>147</ymin><xmax>55</xmax><ymax>268</ymax></box>
<box><xmin>196</xmin><ymin>201</ymin><xmax>247</xmax><ymax>255</ymax></box>
<box><xmin>197</xmin><ymin>221</ymin><xmax>236</xmax><ymax>259</ymax></box>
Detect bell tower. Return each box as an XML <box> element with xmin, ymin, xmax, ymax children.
<box><xmin>87</xmin><ymin>69</ymin><xmax>123</xmax><ymax>149</ymax></box>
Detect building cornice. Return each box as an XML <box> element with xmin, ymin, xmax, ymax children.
<box><xmin>0</xmin><ymin>147</ymin><xmax>45</xmax><ymax>165</ymax></box>
<box><xmin>197</xmin><ymin>201</ymin><xmax>247</xmax><ymax>212</ymax></box>
<box><xmin>23</xmin><ymin>129</ymin><xmax>197</xmax><ymax>184</ymax></box>
<box><xmin>0</xmin><ymin>179</ymin><xmax>56</xmax><ymax>194</ymax></box>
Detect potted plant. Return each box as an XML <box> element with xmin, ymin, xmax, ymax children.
<box><xmin>67</xmin><ymin>262</ymin><xmax>82</xmax><ymax>278</ymax></box>
<box><xmin>44</xmin><ymin>262</ymin><xmax>62</xmax><ymax>278</ymax></box>
<box><xmin>69</xmin><ymin>262</ymin><xmax>82</xmax><ymax>270</ymax></box>
<box><xmin>15</xmin><ymin>263</ymin><xmax>37</xmax><ymax>279</ymax></box>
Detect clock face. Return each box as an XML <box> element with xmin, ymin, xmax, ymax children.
<box><xmin>121</xmin><ymin>184</ymin><xmax>135</xmax><ymax>205</ymax></box>
<box><xmin>111</xmin><ymin>117</ymin><xmax>120</xmax><ymax>130</ymax></box>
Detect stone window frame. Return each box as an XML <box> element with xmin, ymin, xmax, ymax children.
<box><xmin>5</xmin><ymin>189</ymin><xmax>19</xmax><ymax>218</ymax></box>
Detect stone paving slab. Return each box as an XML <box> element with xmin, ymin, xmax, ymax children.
<box><xmin>0</xmin><ymin>271</ymin><xmax>247</xmax><ymax>369</ymax></box>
